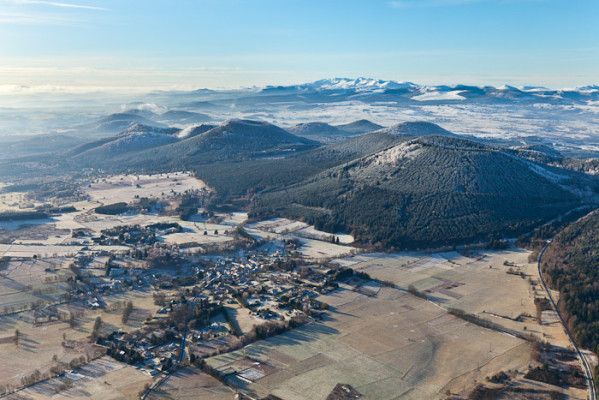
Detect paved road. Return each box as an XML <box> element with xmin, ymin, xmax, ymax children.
<box><xmin>537</xmin><ymin>239</ymin><xmax>597</xmax><ymax>400</ymax></box>
<box><xmin>141</xmin><ymin>319</ymin><xmax>189</xmax><ymax>400</ymax></box>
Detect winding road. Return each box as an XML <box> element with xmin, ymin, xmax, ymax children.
<box><xmin>537</xmin><ymin>239</ymin><xmax>597</xmax><ymax>400</ymax></box>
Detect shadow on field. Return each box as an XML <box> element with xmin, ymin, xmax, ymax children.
<box><xmin>0</xmin><ymin>314</ymin><xmax>18</xmax><ymax>330</ymax></box>
<box><xmin>246</xmin><ymin>322</ymin><xmax>340</xmax><ymax>353</ymax></box>
<box><xmin>420</xmin><ymin>294</ymin><xmax>451</xmax><ymax>304</ymax></box>
<box><xmin>321</xmin><ymin>306</ymin><xmax>357</xmax><ymax>320</ymax></box>
<box><xmin>18</xmin><ymin>332</ymin><xmax>39</xmax><ymax>352</ymax></box>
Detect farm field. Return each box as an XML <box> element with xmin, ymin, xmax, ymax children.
<box><xmin>161</xmin><ymin>220</ymin><xmax>235</xmax><ymax>247</ymax></box>
<box><xmin>0</xmin><ymin>244</ymin><xmax>129</xmax><ymax>258</ymax></box>
<box><xmin>56</xmin><ymin>211</ymin><xmax>236</xmax><ymax>247</ymax></box>
<box><xmin>291</xmin><ymin>236</ymin><xmax>356</xmax><ymax>260</ymax></box>
<box><xmin>147</xmin><ymin>367</ymin><xmax>234</xmax><ymax>400</ymax></box>
<box><xmin>0</xmin><ymin>312</ymin><xmax>98</xmax><ymax>388</ymax></box>
<box><xmin>206</xmin><ymin>285</ymin><xmax>531</xmax><ymax>400</ymax></box>
<box><xmin>224</xmin><ymin>303</ymin><xmax>302</xmax><ymax>336</ymax></box>
<box><xmin>246</xmin><ymin>219</ymin><xmax>358</xmax><ymax>260</ymax></box>
<box><xmin>224</xmin><ymin>304</ymin><xmax>263</xmax><ymax>335</ymax></box>
<box><xmin>347</xmin><ymin>249</ymin><xmax>574</xmax><ymax>348</ymax></box>
<box><xmin>8</xmin><ymin>357</ymin><xmax>154</xmax><ymax>400</ymax></box>
<box><xmin>0</xmin><ymin>257</ymin><xmax>71</xmax><ymax>313</ymax></box>
<box><xmin>0</xmin><ymin>172</ymin><xmax>239</xmax><ymax>257</ymax></box>
<box><xmin>248</xmin><ymin>218</ymin><xmax>354</xmax><ymax>244</ymax></box>
<box><xmin>85</xmin><ymin>172</ymin><xmax>208</xmax><ymax>204</ymax></box>
<box><xmin>248</xmin><ymin>218</ymin><xmax>310</xmax><ymax>235</ymax></box>
<box><xmin>0</xmin><ymin>287</ymin><xmax>160</xmax><ymax>390</ymax></box>
<box><xmin>0</xmin><ymin>191</ymin><xmax>41</xmax><ymax>213</ymax></box>
<box><xmin>219</xmin><ymin>212</ymin><xmax>248</xmax><ymax>226</ymax></box>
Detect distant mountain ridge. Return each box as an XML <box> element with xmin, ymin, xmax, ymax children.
<box><xmin>263</xmin><ymin>77</ymin><xmax>419</xmax><ymax>92</ymax></box>
<box><xmin>258</xmin><ymin>78</ymin><xmax>599</xmax><ymax>104</ymax></box>
<box><xmin>78</xmin><ymin>113</ymin><xmax>167</xmax><ymax>136</ymax></box>
<box><xmin>285</xmin><ymin>120</ymin><xmax>385</xmax><ymax>143</ymax></box>
<box><xmin>66</xmin><ymin>123</ymin><xmax>180</xmax><ymax>161</ymax></box>
<box><xmin>267</xmin><ymin>77</ymin><xmax>598</xmax><ymax>94</ymax></box>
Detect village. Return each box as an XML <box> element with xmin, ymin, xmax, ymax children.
<box><xmin>83</xmin><ymin>243</ymin><xmax>339</xmax><ymax>378</ymax></box>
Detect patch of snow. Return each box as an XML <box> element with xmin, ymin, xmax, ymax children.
<box><xmin>177</xmin><ymin>124</ymin><xmax>200</xmax><ymax>139</ymax></box>
<box><xmin>412</xmin><ymin>90</ymin><xmax>466</xmax><ymax>101</ymax></box>
<box><xmin>366</xmin><ymin>141</ymin><xmax>423</xmax><ymax>166</ymax></box>
<box><xmin>527</xmin><ymin>163</ymin><xmax>568</xmax><ymax>183</ymax></box>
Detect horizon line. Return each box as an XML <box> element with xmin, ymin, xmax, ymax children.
<box><xmin>1</xmin><ymin>77</ymin><xmax>597</xmax><ymax>96</ymax></box>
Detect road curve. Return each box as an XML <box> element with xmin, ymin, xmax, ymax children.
<box><xmin>537</xmin><ymin>239</ymin><xmax>597</xmax><ymax>400</ymax></box>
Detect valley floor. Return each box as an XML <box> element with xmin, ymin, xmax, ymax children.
<box><xmin>205</xmin><ymin>248</ymin><xmax>590</xmax><ymax>400</ymax></box>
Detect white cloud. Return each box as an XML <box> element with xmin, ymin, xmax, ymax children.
<box><xmin>10</xmin><ymin>0</ymin><xmax>106</xmax><ymax>10</ymax></box>
<box><xmin>121</xmin><ymin>103</ymin><xmax>167</xmax><ymax>114</ymax></box>
<box><xmin>0</xmin><ymin>11</ymin><xmax>72</xmax><ymax>24</ymax></box>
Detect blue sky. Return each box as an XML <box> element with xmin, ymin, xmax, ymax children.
<box><xmin>0</xmin><ymin>0</ymin><xmax>597</xmax><ymax>92</ymax></box>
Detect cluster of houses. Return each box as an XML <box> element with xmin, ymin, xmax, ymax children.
<box><xmin>64</xmin><ymin>239</ymin><xmax>350</xmax><ymax>376</ymax></box>
<box><xmin>99</xmin><ymin>329</ymin><xmax>182</xmax><ymax>375</ymax></box>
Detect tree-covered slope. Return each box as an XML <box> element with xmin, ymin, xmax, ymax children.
<box><xmin>252</xmin><ymin>135</ymin><xmax>593</xmax><ymax>249</ymax></box>
<box><xmin>194</xmin><ymin>128</ymin><xmax>408</xmax><ymax>199</ymax></box>
<box><xmin>114</xmin><ymin>119</ymin><xmax>318</xmax><ymax>170</ymax></box>
<box><xmin>541</xmin><ymin>210</ymin><xmax>599</xmax><ymax>353</ymax></box>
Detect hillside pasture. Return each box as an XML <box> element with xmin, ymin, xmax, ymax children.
<box><xmin>248</xmin><ymin>218</ymin><xmax>309</xmax><ymax>235</ymax></box>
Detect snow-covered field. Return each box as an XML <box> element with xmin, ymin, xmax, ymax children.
<box><xmin>86</xmin><ymin>171</ymin><xmax>208</xmax><ymax>204</ymax></box>
<box><xmin>248</xmin><ymin>217</ymin><xmax>354</xmax><ymax>244</ymax></box>
<box><xmin>247</xmin><ymin>217</ymin><xmax>357</xmax><ymax>259</ymax></box>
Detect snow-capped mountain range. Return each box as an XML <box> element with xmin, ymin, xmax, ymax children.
<box><xmin>263</xmin><ymin>77</ymin><xmax>599</xmax><ymax>93</ymax></box>
<box><xmin>301</xmin><ymin>77</ymin><xmax>419</xmax><ymax>91</ymax></box>
<box><xmin>252</xmin><ymin>78</ymin><xmax>599</xmax><ymax>109</ymax></box>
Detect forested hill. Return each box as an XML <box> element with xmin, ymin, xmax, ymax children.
<box><xmin>63</xmin><ymin>119</ymin><xmax>318</xmax><ymax>170</ymax></box>
<box><xmin>124</xmin><ymin>119</ymin><xmax>317</xmax><ymax>167</ymax></box>
<box><xmin>191</xmin><ymin>121</ymin><xmax>467</xmax><ymax>199</ymax></box>
<box><xmin>193</xmin><ymin>128</ymin><xmax>407</xmax><ymax>199</ymax></box>
<box><xmin>541</xmin><ymin>210</ymin><xmax>599</xmax><ymax>353</ymax></box>
<box><xmin>252</xmin><ymin>135</ymin><xmax>596</xmax><ymax>249</ymax></box>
